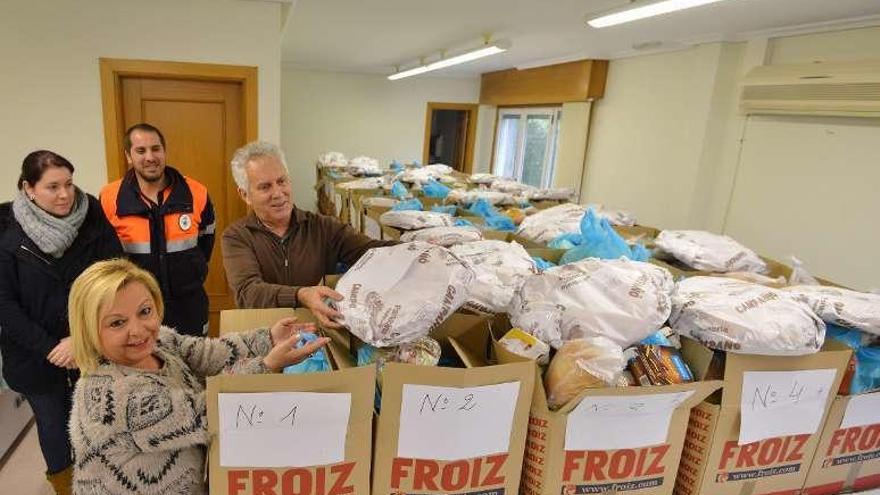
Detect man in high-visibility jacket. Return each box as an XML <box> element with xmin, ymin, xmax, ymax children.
<box><xmin>100</xmin><ymin>123</ymin><xmax>216</xmax><ymax>336</ymax></box>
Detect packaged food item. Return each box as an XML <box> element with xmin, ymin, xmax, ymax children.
<box><xmin>786</xmin><ymin>285</ymin><xmax>880</xmax><ymax>336</ymax></box>
<box><xmin>357</xmin><ymin>337</ymin><xmax>442</xmax><ymax>386</ymax></box>
<box><xmin>503</xmin><ymin>207</ymin><xmax>526</xmax><ymax>226</ymax></box>
<box><xmin>510</xmin><ymin>257</ymin><xmax>674</xmax><ymax>349</ymax></box>
<box><xmin>711</xmin><ymin>271</ymin><xmax>788</xmax><ymax>288</ymax></box>
<box><xmin>626</xmin><ymin>345</ymin><xmax>694</xmax><ymax>386</ymax></box>
<box><xmin>334</xmin><ymin>242</ymin><xmax>474</xmax><ymax>347</ymax></box>
<box><xmin>544</xmin><ymin>337</ymin><xmax>626</xmax><ymax>410</ymax></box>
<box><xmin>654</xmin><ymin>230</ymin><xmax>768</xmax><ymax>273</ymax></box>
<box><xmin>670</xmin><ymin>276</ymin><xmax>826</xmax><ymax>355</ymax></box>
<box><xmin>346</xmin><ymin>156</ymin><xmax>382</xmax><ymax>176</ymax></box>
<box><xmin>498</xmin><ymin>328</ymin><xmax>550</xmax><ymax>365</ymax></box>
<box><xmin>516</xmin><ymin>203</ymin><xmax>586</xmax><ymax>244</ymax></box>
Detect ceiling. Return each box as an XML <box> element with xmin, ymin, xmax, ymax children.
<box><xmin>281</xmin><ymin>0</ymin><xmax>880</xmax><ymax>77</ymax></box>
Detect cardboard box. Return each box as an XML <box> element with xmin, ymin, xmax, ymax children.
<box><xmin>483</xmin><ymin>231</ymin><xmax>546</xmax><ymax>249</ymax></box>
<box><xmin>650</xmin><ymin>255</ymin><xmax>845</xmax><ymax>287</ymax></box>
<box><xmin>494</xmin><ymin>340</ymin><xmax>720</xmax><ymax>495</ymax></box>
<box><xmin>801</xmin><ymin>391</ymin><xmax>880</xmax><ymax>494</ymax></box>
<box><xmin>674</xmin><ymin>339</ymin><xmax>852</xmax><ymax>495</ymax></box>
<box><xmin>209</xmin><ymin>309</ymin><xmax>375</xmax><ymax>495</ymax></box>
<box><xmin>371</xmin><ymin>314</ymin><xmax>537</xmax><ymax>495</ymax></box>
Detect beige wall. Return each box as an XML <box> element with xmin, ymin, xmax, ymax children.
<box><xmin>0</xmin><ymin>0</ymin><xmax>282</xmax><ymax>201</ymax></box>
<box><xmin>581</xmin><ymin>26</ymin><xmax>880</xmax><ymax>289</ymax></box>
<box><xmin>582</xmin><ymin>43</ymin><xmax>726</xmax><ymax>229</ymax></box>
<box><xmin>722</xmin><ymin>27</ymin><xmax>880</xmax><ymax>289</ymax></box>
<box><xmin>554</xmin><ymin>102</ymin><xmax>592</xmax><ymax>198</ymax></box>
<box><xmin>281</xmin><ymin>69</ymin><xmax>480</xmax><ymax>211</ymax></box>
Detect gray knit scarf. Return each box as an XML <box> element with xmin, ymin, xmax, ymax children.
<box><xmin>12</xmin><ymin>188</ymin><xmax>88</xmax><ymax>258</ymax></box>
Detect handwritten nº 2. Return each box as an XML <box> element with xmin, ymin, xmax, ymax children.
<box><xmin>419</xmin><ymin>392</ymin><xmax>477</xmax><ymax>415</ymax></box>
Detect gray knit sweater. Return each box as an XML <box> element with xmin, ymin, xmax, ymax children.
<box><xmin>69</xmin><ymin>326</ymin><xmax>273</xmax><ymax>495</ymax></box>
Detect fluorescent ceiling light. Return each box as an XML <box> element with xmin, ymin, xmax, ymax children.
<box><xmin>588</xmin><ymin>0</ymin><xmax>732</xmax><ymax>28</ymax></box>
<box><xmin>389</xmin><ymin>42</ymin><xmax>509</xmax><ymax>80</ymax></box>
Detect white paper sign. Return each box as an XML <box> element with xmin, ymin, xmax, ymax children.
<box><xmin>739</xmin><ymin>369</ymin><xmax>836</xmax><ymax>445</ymax></box>
<box><xmin>564</xmin><ymin>391</ymin><xmax>694</xmax><ymax>451</ymax></box>
<box><xmin>841</xmin><ymin>393</ymin><xmax>880</xmax><ymax>429</ymax></box>
<box><xmin>218</xmin><ymin>392</ymin><xmax>351</xmax><ymax>467</ymax></box>
<box><xmin>397</xmin><ymin>382</ymin><xmax>520</xmax><ymax>461</ymax></box>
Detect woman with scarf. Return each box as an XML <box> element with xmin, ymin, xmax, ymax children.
<box><xmin>0</xmin><ymin>150</ymin><xmax>122</xmax><ymax>494</ymax></box>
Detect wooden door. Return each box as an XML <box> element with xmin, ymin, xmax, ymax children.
<box><xmin>119</xmin><ymin>77</ymin><xmax>248</xmax><ymax>336</ymax></box>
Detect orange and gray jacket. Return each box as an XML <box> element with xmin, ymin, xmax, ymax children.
<box><xmin>100</xmin><ymin>167</ymin><xmax>215</xmax><ymax>300</ymax></box>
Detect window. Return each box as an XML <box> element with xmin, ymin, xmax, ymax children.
<box><xmin>492</xmin><ymin>107</ymin><xmax>562</xmax><ymax>188</ymax></box>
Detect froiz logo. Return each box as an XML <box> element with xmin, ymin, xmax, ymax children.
<box><xmin>562</xmin><ymin>446</ymin><xmax>669</xmax><ymax>482</ymax></box>
<box><xmin>391</xmin><ymin>455</ymin><xmax>507</xmax><ymax>492</ymax></box>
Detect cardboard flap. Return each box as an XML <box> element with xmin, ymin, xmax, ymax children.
<box><xmin>525</xmin><ymin>247</ymin><xmax>566</xmax><ymax>264</ymax></box>
<box><xmin>720</xmin><ymin>342</ymin><xmax>852</xmax><ymax>407</ymax></box>
<box><xmin>680</xmin><ymin>336</ymin><xmax>718</xmax><ymax>382</ymax></box>
<box><xmin>556</xmin><ymin>379</ymin><xmax>723</xmax><ymax>415</ymax></box>
<box><xmin>381</xmin><ymin>360</ymin><xmax>535</xmax><ymax>395</ymax></box>
<box><xmin>430</xmin><ymin>313</ymin><xmax>492</xmax><ymax>366</ymax></box>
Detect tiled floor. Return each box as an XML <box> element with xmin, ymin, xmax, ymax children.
<box><xmin>0</xmin><ymin>422</ymin><xmax>52</xmax><ymax>495</ymax></box>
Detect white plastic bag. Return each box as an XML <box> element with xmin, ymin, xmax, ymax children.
<box><xmin>526</xmin><ymin>188</ymin><xmax>575</xmax><ymax>201</ymax></box>
<box><xmin>585</xmin><ymin>204</ymin><xmax>638</xmax><ymax>227</ymax></box>
<box><xmin>655</xmin><ymin>230</ymin><xmax>768</xmax><ymax>274</ymax></box>
<box><xmin>490</xmin><ymin>179</ymin><xmax>537</xmax><ymax>195</ymax></box>
<box><xmin>469</xmin><ymin>173</ymin><xmax>498</xmax><ymax>185</ymax></box>
<box><xmin>449</xmin><ymin>240</ymin><xmax>538</xmax><ymax>314</ymax></box>
<box><xmin>400</xmin><ymin>226</ymin><xmax>483</xmax><ymax>246</ymax></box>
<box><xmin>788</xmin><ymin>256</ymin><xmax>820</xmax><ymax>286</ymax></box>
<box><xmin>510</xmin><ymin>258</ymin><xmax>674</xmax><ymax>349</ymax></box>
<box><xmin>515</xmin><ymin>203</ymin><xmax>586</xmax><ymax>244</ymax></box>
<box><xmin>362</xmin><ymin>197</ymin><xmax>398</xmax><ymax>208</ymax></box>
<box><xmin>446</xmin><ymin>189</ymin><xmax>514</xmax><ymax>206</ymax></box>
<box><xmin>317</xmin><ymin>151</ymin><xmax>347</xmax><ymax>168</ymax></box>
<box><xmin>670</xmin><ymin>276</ymin><xmax>825</xmax><ymax>355</ymax></box>
<box><xmin>334</xmin><ymin>242</ymin><xmax>475</xmax><ymax>347</ymax></box>
<box><xmin>335</xmin><ymin>177</ymin><xmax>384</xmax><ymax>190</ymax></box>
<box><xmin>379</xmin><ymin>210</ymin><xmax>455</xmax><ymax>230</ymax></box>
<box><xmin>785</xmin><ymin>285</ymin><xmax>880</xmax><ymax>336</ymax></box>
<box><xmin>347</xmin><ymin>156</ymin><xmax>382</xmax><ymax>176</ymax></box>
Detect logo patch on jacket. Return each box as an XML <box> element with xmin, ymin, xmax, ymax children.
<box><xmin>178</xmin><ymin>214</ymin><xmax>193</xmax><ymax>231</ymax></box>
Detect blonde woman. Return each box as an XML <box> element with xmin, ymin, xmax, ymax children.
<box><xmin>67</xmin><ymin>258</ymin><xmax>328</xmax><ymax>495</ymax></box>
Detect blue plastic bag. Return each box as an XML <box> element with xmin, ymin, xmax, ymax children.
<box><xmin>559</xmin><ymin>209</ymin><xmax>650</xmax><ymax>265</ymax></box>
<box><xmin>454</xmin><ymin>218</ymin><xmax>475</xmax><ymax>227</ymax></box>
<box><xmin>391</xmin><ymin>198</ymin><xmax>423</xmax><ymax>211</ymax></box>
<box><xmin>431</xmin><ymin>205</ymin><xmax>457</xmax><ymax>215</ymax></box>
<box><xmin>548</xmin><ymin>232</ymin><xmax>582</xmax><ymax>250</ymax></box>
<box><xmin>390</xmin><ymin>180</ymin><xmax>408</xmax><ymax>199</ymax></box>
<box><xmin>390</xmin><ymin>160</ymin><xmax>404</xmax><ymax>173</ymax></box>
<box><xmin>467</xmin><ymin>199</ymin><xmax>515</xmax><ymax>232</ymax></box>
<box><xmin>422</xmin><ymin>178</ymin><xmax>451</xmax><ymax>199</ymax></box>
<box><xmin>640</xmin><ymin>331</ymin><xmax>673</xmax><ymax>347</ymax></box>
<box><xmin>282</xmin><ymin>333</ymin><xmax>331</xmax><ymax>375</ymax></box>
<box><xmin>532</xmin><ymin>257</ymin><xmax>556</xmax><ymax>271</ymax></box>
<box><xmin>828</xmin><ymin>325</ymin><xmax>880</xmax><ymax>395</ymax></box>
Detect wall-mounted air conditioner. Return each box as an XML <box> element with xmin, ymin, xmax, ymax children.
<box><xmin>740</xmin><ymin>61</ymin><xmax>880</xmax><ymax>117</ymax></box>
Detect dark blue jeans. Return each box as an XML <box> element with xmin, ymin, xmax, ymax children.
<box><xmin>23</xmin><ymin>376</ymin><xmax>74</xmax><ymax>474</ymax></box>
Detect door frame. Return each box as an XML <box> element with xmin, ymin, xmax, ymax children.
<box><xmin>422</xmin><ymin>102</ymin><xmax>479</xmax><ymax>173</ymax></box>
<box><xmin>99</xmin><ymin>58</ymin><xmax>259</xmax><ymax>181</ymax></box>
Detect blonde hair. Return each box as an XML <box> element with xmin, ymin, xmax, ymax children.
<box><xmin>69</xmin><ymin>258</ymin><xmax>164</xmax><ymax>375</ymax></box>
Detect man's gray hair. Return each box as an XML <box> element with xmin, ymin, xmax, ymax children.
<box><xmin>230</xmin><ymin>141</ymin><xmax>289</xmax><ymax>190</ymax></box>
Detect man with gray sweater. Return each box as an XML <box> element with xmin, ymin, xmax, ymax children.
<box><xmin>221</xmin><ymin>142</ymin><xmax>396</xmax><ymax>328</ymax></box>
